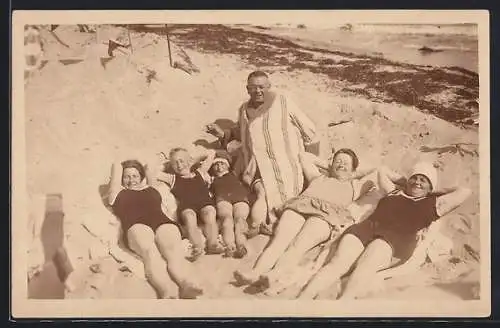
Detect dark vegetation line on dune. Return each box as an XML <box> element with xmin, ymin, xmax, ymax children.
<box><xmin>131</xmin><ymin>24</ymin><xmax>478</xmax><ymax>127</ymax></box>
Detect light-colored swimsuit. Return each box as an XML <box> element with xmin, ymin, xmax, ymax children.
<box><xmin>283</xmin><ymin>175</ymin><xmax>355</xmax><ymax>227</ymax></box>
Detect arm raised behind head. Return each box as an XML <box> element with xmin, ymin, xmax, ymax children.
<box><xmin>377</xmin><ymin>166</ymin><xmax>407</xmax><ymax>194</ymax></box>
<box><xmin>435</xmin><ymin>186</ymin><xmax>472</xmax><ymax>217</ymax></box>
<box><xmin>108</xmin><ymin>161</ymin><xmax>124</xmax><ymax>206</ymax></box>
<box><xmin>196</xmin><ymin>147</ymin><xmax>216</xmax><ymax>174</ymax></box>
<box><xmin>299</xmin><ymin>152</ymin><xmax>324</xmax><ymax>183</ymax></box>
<box><xmin>286</xmin><ymin>95</ymin><xmax>320</xmax><ymax>155</ymax></box>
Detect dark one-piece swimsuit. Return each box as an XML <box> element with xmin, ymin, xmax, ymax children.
<box><xmin>344</xmin><ymin>190</ymin><xmax>439</xmax><ymax>264</ymax></box>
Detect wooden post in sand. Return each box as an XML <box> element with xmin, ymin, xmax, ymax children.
<box><xmin>127</xmin><ymin>25</ymin><xmax>134</xmax><ymax>54</ymax></box>
<box><xmin>165</xmin><ymin>24</ymin><xmax>173</xmax><ymax>67</ymax></box>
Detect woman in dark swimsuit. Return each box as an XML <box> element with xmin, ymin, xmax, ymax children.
<box><xmin>298</xmin><ymin>161</ymin><xmax>471</xmax><ymax>300</ymax></box>
<box><xmin>108</xmin><ymin>159</ymin><xmax>203</xmax><ymax>299</ymax></box>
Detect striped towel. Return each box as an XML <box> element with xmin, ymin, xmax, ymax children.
<box><xmin>235</xmin><ymin>91</ymin><xmax>318</xmax><ymax>212</ymax></box>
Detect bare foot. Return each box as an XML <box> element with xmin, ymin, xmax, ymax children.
<box><xmin>233</xmin><ymin>269</ymin><xmax>260</xmax><ymax>285</ymax></box>
<box><xmin>206</xmin><ymin>243</ymin><xmax>225</xmax><ymax>255</ymax></box>
<box><xmin>186</xmin><ymin>246</ymin><xmax>204</xmax><ymax>262</ymax></box>
<box><xmin>224</xmin><ymin>245</ymin><xmax>236</xmax><ymax>258</ymax></box>
<box><xmin>256</xmin><ymin>274</ymin><xmax>272</xmax><ymax>291</ymax></box>
<box><xmin>233</xmin><ymin>244</ymin><xmax>248</xmax><ymax>259</ymax></box>
<box><xmin>267</xmin><ymin>208</ymin><xmax>278</xmax><ymax>226</ymax></box>
<box><xmin>298</xmin><ymin>279</ymin><xmax>325</xmax><ymax>300</ymax></box>
<box><xmin>178</xmin><ymin>281</ymin><xmax>204</xmax><ymax>299</ymax></box>
<box><xmin>245</xmin><ymin>225</ymin><xmax>260</xmax><ymax>239</ymax></box>
<box><xmin>260</xmin><ymin>222</ymin><xmax>275</xmax><ymax>236</ymax></box>
<box><xmin>159</xmin><ymin>289</ymin><xmax>178</xmax><ymax>299</ymax></box>
<box><xmin>331</xmin><ymin>280</ymin><xmax>343</xmax><ymax>300</ymax></box>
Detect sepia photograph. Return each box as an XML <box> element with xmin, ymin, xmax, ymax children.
<box><xmin>11</xmin><ymin>10</ymin><xmax>490</xmax><ymax>318</ymax></box>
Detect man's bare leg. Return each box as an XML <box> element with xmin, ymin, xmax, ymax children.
<box><xmin>248</xmin><ymin>181</ymin><xmax>267</xmax><ymax>238</ymax></box>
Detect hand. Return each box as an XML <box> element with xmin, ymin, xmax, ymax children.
<box><xmin>205</xmin><ymin>123</ymin><xmax>225</xmax><ymax>139</ymax></box>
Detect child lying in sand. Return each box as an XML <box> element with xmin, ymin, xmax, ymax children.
<box><xmin>298</xmin><ymin>161</ymin><xmax>471</xmax><ymax>300</ymax></box>
<box><xmin>209</xmin><ymin>151</ymin><xmax>251</xmax><ymax>258</ymax></box>
<box><xmin>156</xmin><ymin>147</ymin><xmax>225</xmax><ymax>261</ymax></box>
<box><xmin>108</xmin><ymin>158</ymin><xmax>203</xmax><ymax>299</ymax></box>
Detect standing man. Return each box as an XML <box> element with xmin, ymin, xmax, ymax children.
<box><xmin>207</xmin><ymin>71</ymin><xmax>320</xmax><ymax>236</ymax></box>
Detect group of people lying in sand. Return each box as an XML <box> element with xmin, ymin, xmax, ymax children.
<box><xmin>106</xmin><ymin>70</ymin><xmax>471</xmax><ymax>299</ymax></box>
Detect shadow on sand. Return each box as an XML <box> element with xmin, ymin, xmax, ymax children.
<box><xmin>434</xmin><ymin>281</ymin><xmax>480</xmax><ymax>300</ymax></box>
<box><xmin>28</xmin><ymin>194</ymin><xmax>66</xmax><ymax>299</ymax></box>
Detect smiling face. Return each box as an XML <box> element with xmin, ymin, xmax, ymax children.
<box><xmin>122</xmin><ymin>167</ymin><xmax>143</xmax><ymax>190</ymax></box>
<box><xmin>170</xmin><ymin>150</ymin><xmax>191</xmax><ymax>176</ymax></box>
<box><xmin>246</xmin><ymin>76</ymin><xmax>271</xmax><ymax>105</ymax></box>
<box><xmin>330</xmin><ymin>153</ymin><xmax>354</xmax><ymax>180</ymax></box>
<box><xmin>212</xmin><ymin>160</ymin><xmax>230</xmax><ymax>177</ymax></box>
<box><xmin>406</xmin><ymin>174</ymin><xmax>432</xmax><ymax>198</ymax></box>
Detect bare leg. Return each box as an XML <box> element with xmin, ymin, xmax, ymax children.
<box><xmin>200</xmin><ymin>205</ymin><xmax>223</xmax><ymax>253</ymax></box>
<box><xmin>339</xmin><ymin>238</ymin><xmax>393</xmax><ymax>300</ymax></box>
<box><xmin>233</xmin><ymin>201</ymin><xmax>250</xmax><ymax>258</ymax></box>
<box><xmin>155</xmin><ymin>224</ymin><xmax>203</xmax><ymax>299</ymax></box>
<box><xmin>180</xmin><ymin>209</ymin><xmax>204</xmax><ymax>251</ymax></box>
<box><xmin>127</xmin><ymin>224</ymin><xmax>172</xmax><ymax>299</ymax></box>
<box><xmin>248</xmin><ymin>181</ymin><xmax>267</xmax><ymax>237</ymax></box>
<box><xmin>234</xmin><ymin>210</ymin><xmax>305</xmax><ymax>284</ymax></box>
<box><xmin>263</xmin><ymin>216</ymin><xmax>331</xmax><ymax>286</ymax></box>
<box><xmin>298</xmin><ymin>234</ymin><xmax>365</xmax><ymax>299</ymax></box>
<box><xmin>216</xmin><ymin>201</ymin><xmax>236</xmax><ymax>254</ymax></box>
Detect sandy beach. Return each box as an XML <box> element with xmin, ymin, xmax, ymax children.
<box><xmin>24</xmin><ymin>24</ymin><xmax>480</xmax><ymax>303</ymax></box>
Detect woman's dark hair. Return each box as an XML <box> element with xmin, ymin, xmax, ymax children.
<box><xmin>331</xmin><ymin>148</ymin><xmax>359</xmax><ymax>171</ymax></box>
<box><xmin>121</xmin><ymin>159</ymin><xmax>146</xmax><ymax>181</ymax></box>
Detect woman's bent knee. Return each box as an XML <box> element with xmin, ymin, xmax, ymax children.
<box><xmin>361</xmin><ymin>238</ymin><xmax>393</xmax><ymax>263</ymax></box>
<box><xmin>127</xmin><ymin>224</ymin><xmax>156</xmax><ymax>256</ymax></box>
<box><xmin>156</xmin><ymin>224</ymin><xmax>181</xmax><ymax>240</ymax></box>
<box><xmin>155</xmin><ymin>224</ymin><xmax>181</xmax><ymax>248</ymax></box>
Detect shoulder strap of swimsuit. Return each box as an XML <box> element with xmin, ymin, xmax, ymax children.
<box><xmin>351</xmin><ymin>179</ymin><xmax>355</xmax><ymax>201</ymax></box>
<box><xmin>171</xmin><ymin>174</ymin><xmax>176</xmax><ymax>189</ymax></box>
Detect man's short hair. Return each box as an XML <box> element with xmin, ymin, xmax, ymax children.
<box><xmin>247</xmin><ymin>71</ymin><xmax>269</xmax><ymax>83</ymax></box>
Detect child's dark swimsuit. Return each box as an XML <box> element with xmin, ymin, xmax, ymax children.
<box><xmin>112</xmin><ymin>186</ymin><xmax>175</xmax><ymax>234</ymax></box>
<box><xmin>170</xmin><ymin>171</ymin><xmax>214</xmax><ymax>214</ymax></box>
<box><xmin>211</xmin><ymin>172</ymin><xmax>250</xmax><ymax>205</ymax></box>
<box><xmin>344</xmin><ymin>191</ymin><xmax>439</xmax><ymax>263</ymax></box>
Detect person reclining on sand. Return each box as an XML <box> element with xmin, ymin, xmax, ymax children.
<box><xmin>154</xmin><ymin>147</ymin><xmax>225</xmax><ymax>261</ymax></box>
<box><xmin>209</xmin><ymin>151</ymin><xmax>252</xmax><ymax>259</ymax></box>
<box><xmin>233</xmin><ymin>149</ymin><xmax>376</xmax><ymax>288</ymax></box>
<box><xmin>206</xmin><ymin>70</ymin><xmax>321</xmax><ymax>238</ymax></box>
<box><xmin>108</xmin><ymin>158</ymin><xmax>203</xmax><ymax>299</ymax></box>
<box><xmin>298</xmin><ymin>161</ymin><xmax>471</xmax><ymax>300</ymax></box>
